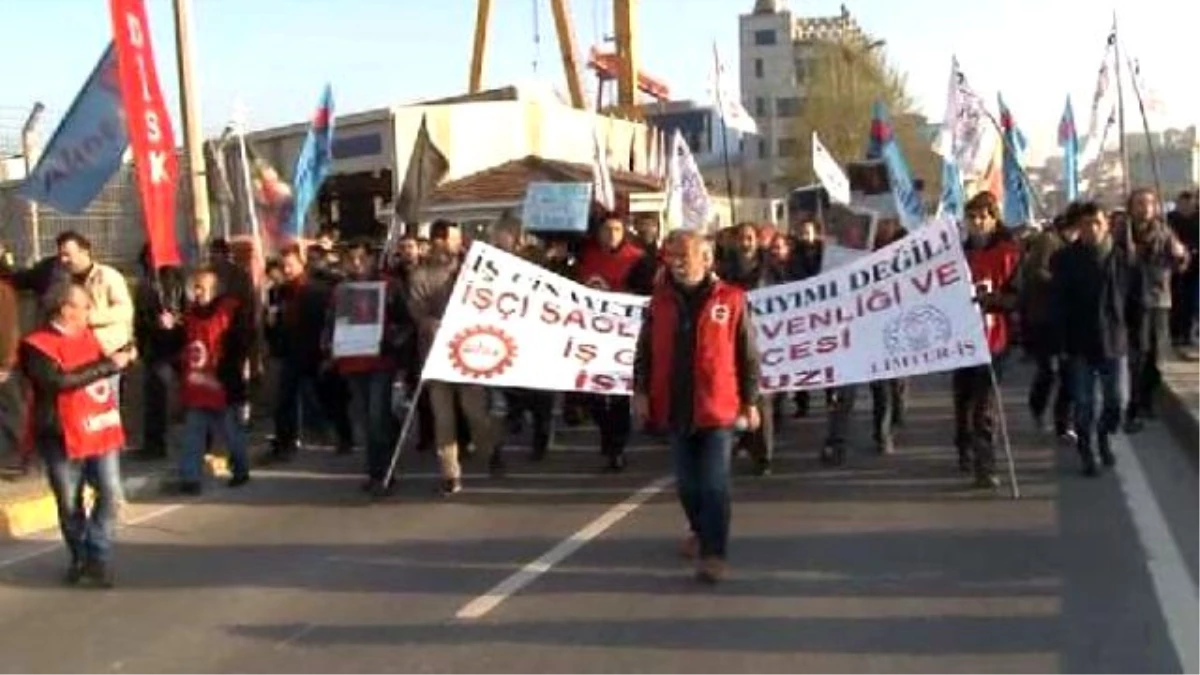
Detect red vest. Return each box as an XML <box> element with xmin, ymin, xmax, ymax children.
<box><xmin>576</xmin><ymin>241</ymin><xmax>644</xmax><ymax>292</ymax></box>
<box><xmin>181</xmin><ymin>298</ymin><xmax>239</xmax><ymax>410</ymax></box>
<box><xmin>647</xmin><ymin>279</ymin><xmax>745</xmax><ymax>430</ymax></box>
<box><xmin>23</xmin><ymin>326</ymin><xmax>125</xmax><ymax>459</ymax></box>
<box><xmin>966</xmin><ymin>237</ymin><xmax>1021</xmax><ymax>354</ymax></box>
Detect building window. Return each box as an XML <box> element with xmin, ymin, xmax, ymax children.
<box><xmin>793</xmin><ymin>58</ymin><xmax>808</xmax><ymax>84</ymax></box>
<box><xmin>776</xmin><ymin>97</ymin><xmax>801</xmax><ymax>118</ymax></box>
<box><xmin>777</xmin><ymin>137</ymin><xmax>799</xmax><ymax>157</ymax></box>
<box><xmin>758</xmin><ymin>138</ymin><xmax>769</xmax><ymax>158</ymax></box>
<box><xmin>755</xmin><ymin>97</ymin><xmax>766</xmax><ymax>116</ymax></box>
<box><xmin>759</xmin><ymin>182</ymin><xmax>769</xmax><ymax>198</ymax></box>
<box><xmin>754</xmin><ymin>58</ymin><xmax>764</xmax><ymax>78</ymax></box>
<box><xmin>754</xmin><ymin>29</ymin><xmax>777</xmax><ymax>46</ymax></box>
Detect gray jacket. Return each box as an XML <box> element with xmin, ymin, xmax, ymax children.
<box><xmin>1130</xmin><ymin>220</ymin><xmax>1189</xmax><ymax>310</ymax></box>
<box><xmin>405</xmin><ymin>254</ymin><xmax>461</xmax><ymax>361</ymax></box>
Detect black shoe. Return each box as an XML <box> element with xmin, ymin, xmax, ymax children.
<box><xmin>227</xmin><ymin>473</ymin><xmax>250</xmax><ymax>488</ymax></box>
<box><xmin>529</xmin><ymin>446</ymin><xmax>548</xmax><ymax>463</ymax></box>
<box><xmin>336</xmin><ymin>441</ymin><xmax>354</xmax><ymax>456</ymax></box>
<box><xmin>604</xmin><ymin>454</ymin><xmax>627</xmax><ymax>473</ymax></box>
<box><xmin>973</xmin><ymin>472</ymin><xmax>1001</xmax><ymax>489</ymax></box>
<box><xmin>361</xmin><ymin>478</ymin><xmax>379</xmax><ymax>493</ymax></box>
<box><xmin>370</xmin><ymin>479</ymin><xmax>395</xmax><ymax>499</ymax></box>
<box><xmin>753</xmin><ymin>459</ymin><xmax>772</xmax><ymax>477</ymax></box>
<box><xmin>1123</xmin><ymin>417</ymin><xmax>1144</xmax><ymax>435</ymax></box>
<box><xmin>271</xmin><ymin>444</ymin><xmax>297</xmax><ymax>463</ymax></box>
<box><xmin>876</xmin><ymin>437</ymin><xmax>895</xmax><ymax>456</ymax></box>
<box><xmin>179</xmin><ymin>481</ymin><xmax>203</xmax><ymax>496</ymax></box>
<box><xmin>63</xmin><ymin>559</ymin><xmax>86</xmax><ymax>586</ymax></box>
<box><xmin>819</xmin><ymin>445</ymin><xmax>844</xmax><ymax>467</ymax></box>
<box><xmin>440</xmin><ymin>478</ymin><xmax>462</xmax><ymax>497</ymax></box>
<box><xmin>488</xmin><ymin>452</ymin><xmax>507</xmax><ymax>477</ymax></box>
<box><xmin>84</xmin><ymin>560</ymin><xmax>114</xmax><ymax>589</ymax></box>
<box><xmin>1098</xmin><ymin>435</ymin><xmax>1116</xmax><ymax>468</ymax></box>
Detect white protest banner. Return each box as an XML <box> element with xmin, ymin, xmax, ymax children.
<box><xmin>522</xmin><ymin>181</ymin><xmax>593</xmax><ymax>233</ymax></box>
<box><xmin>421</xmin><ymin>217</ymin><xmax>990</xmax><ymax>394</ymax></box>
<box><xmin>420</xmin><ymin>244</ymin><xmax>645</xmax><ymax>394</ymax></box>
<box><xmin>812</xmin><ymin>132</ymin><xmax>851</xmax><ymax>206</ymax></box>
<box><xmin>332</xmin><ymin>281</ymin><xmax>386</xmax><ymax>357</ymax></box>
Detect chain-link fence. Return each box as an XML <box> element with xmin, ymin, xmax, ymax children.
<box><xmin>0</xmin><ymin>104</ymin><xmax>199</xmax><ymax>273</ymax></box>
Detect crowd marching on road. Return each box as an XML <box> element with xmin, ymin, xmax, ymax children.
<box><xmin>0</xmin><ymin>185</ymin><xmax>1194</xmax><ymax>594</ymax></box>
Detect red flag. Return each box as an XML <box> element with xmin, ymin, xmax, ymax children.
<box><xmin>109</xmin><ymin>0</ymin><xmax>180</xmax><ymax>268</ymax></box>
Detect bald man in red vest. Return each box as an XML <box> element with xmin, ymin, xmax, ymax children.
<box><xmin>633</xmin><ymin>231</ymin><xmax>761</xmax><ymax>584</ymax></box>
<box><xmin>21</xmin><ymin>282</ymin><xmax>135</xmax><ymax>588</ymax></box>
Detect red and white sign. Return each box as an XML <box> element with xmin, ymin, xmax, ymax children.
<box><xmin>422</xmin><ymin>218</ymin><xmax>990</xmax><ymax>394</ymax></box>
<box><xmin>110</xmin><ymin>0</ymin><xmax>180</xmax><ymax>268</ymax></box>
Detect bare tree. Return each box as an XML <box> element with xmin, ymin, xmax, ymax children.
<box><xmin>785</xmin><ymin>39</ymin><xmax>940</xmax><ymax>201</ymax></box>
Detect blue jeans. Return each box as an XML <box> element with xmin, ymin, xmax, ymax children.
<box><xmin>180</xmin><ymin>407</ymin><xmax>249</xmax><ymax>483</ymax></box>
<box><xmin>1071</xmin><ymin>356</ymin><xmax>1125</xmax><ymax>446</ymax></box>
<box><xmin>670</xmin><ymin>428</ymin><xmax>734</xmax><ymax>559</ymax></box>
<box><xmin>346</xmin><ymin>370</ymin><xmax>394</xmax><ymax>481</ymax></box>
<box><xmin>40</xmin><ymin>440</ymin><xmax>122</xmax><ymax>564</ymax></box>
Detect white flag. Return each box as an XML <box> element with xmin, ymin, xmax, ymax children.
<box><xmin>591</xmin><ymin>123</ymin><xmax>615</xmax><ymax>211</ymax></box>
<box><xmin>711</xmin><ymin>43</ymin><xmax>758</xmax><ymax>135</ymax></box>
<box><xmin>665</xmin><ymin>130</ymin><xmax>711</xmax><ymax>230</ymax></box>
<box><xmin>934</xmin><ymin>56</ymin><xmax>991</xmax><ymax>176</ymax></box>
<box><xmin>811</xmin><ymin>132</ymin><xmax>850</xmax><ymax>206</ymax></box>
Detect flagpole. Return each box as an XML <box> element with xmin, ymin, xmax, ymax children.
<box><xmin>1126</xmin><ymin>57</ymin><xmax>1164</xmax><ymax>199</ymax></box>
<box><xmin>711</xmin><ymin>44</ymin><xmax>738</xmax><ymax>227</ymax></box>
<box><xmin>978</xmin><ymin>108</ymin><xmax>1048</xmax><ymax>220</ymax></box>
<box><xmin>1112</xmin><ymin>13</ymin><xmax>1131</xmax><ymax>196</ymax></box>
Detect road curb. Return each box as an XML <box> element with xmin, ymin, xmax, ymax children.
<box><xmin>0</xmin><ymin>454</ymin><xmax>230</xmax><ymax>541</ymax></box>
<box><xmin>1160</xmin><ymin>381</ymin><xmax>1198</xmax><ymax>463</ymax></box>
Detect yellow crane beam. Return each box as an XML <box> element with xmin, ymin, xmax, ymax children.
<box><xmin>468</xmin><ymin>0</ymin><xmax>492</xmax><ymax>94</ymax></box>
<box><xmin>612</xmin><ymin>0</ymin><xmax>639</xmax><ymax>119</ymax></box>
<box><xmin>549</xmin><ymin>0</ymin><xmax>586</xmax><ymax>109</ymax></box>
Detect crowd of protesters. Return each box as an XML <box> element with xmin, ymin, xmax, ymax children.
<box><xmin>0</xmin><ymin>182</ymin><xmax>1193</xmax><ymax>587</ymax></box>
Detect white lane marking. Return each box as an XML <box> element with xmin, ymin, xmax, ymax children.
<box><xmin>1110</xmin><ymin>433</ymin><xmax>1199</xmax><ymax>674</ymax></box>
<box><xmin>455</xmin><ymin>475</ymin><xmax>672</xmax><ymax>620</ymax></box>
<box><xmin>0</xmin><ymin>502</ymin><xmax>187</xmax><ymax>570</ymax></box>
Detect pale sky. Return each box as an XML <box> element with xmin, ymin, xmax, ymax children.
<box><xmin>2</xmin><ymin>0</ymin><xmax>1196</xmax><ymax>166</ymax></box>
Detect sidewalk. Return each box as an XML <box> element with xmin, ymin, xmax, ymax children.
<box><xmin>1160</xmin><ymin>351</ymin><xmax>1199</xmax><ymax>456</ymax></box>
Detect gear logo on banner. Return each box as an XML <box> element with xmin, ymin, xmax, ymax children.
<box><xmin>448</xmin><ymin>325</ymin><xmax>518</xmax><ymax>379</ymax></box>
<box><xmin>883</xmin><ymin>305</ymin><xmax>953</xmax><ymax>355</ymax></box>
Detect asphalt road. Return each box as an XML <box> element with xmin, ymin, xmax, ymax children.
<box><xmin>0</xmin><ymin>368</ymin><xmax>1194</xmax><ymax>674</ymax></box>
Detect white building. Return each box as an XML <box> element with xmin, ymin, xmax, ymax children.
<box><xmin>739</xmin><ymin>0</ymin><xmax>868</xmax><ymax>199</ymax></box>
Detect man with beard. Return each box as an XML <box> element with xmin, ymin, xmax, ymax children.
<box><xmin>1167</xmin><ymin>191</ymin><xmax>1199</xmax><ymax>350</ymax></box>
<box><xmin>408</xmin><ymin>220</ymin><xmax>502</xmax><ymax>495</ymax></box>
<box><xmin>716</xmin><ymin>223</ymin><xmax>776</xmax><ymax>476</ymax></box>
<box><xmin>788</xmin><ymin>219</ymin><xmax>827</xmax><ymax>418</ymax></box>
<box><xmin>1052</xmin><ymin>201</ymin><xmax>1140</xmax><ymax>476</ymax></box>
<box><xmin>1124</xmin><ymin>188</ymin><xmax>1189</xmax><ymax>431</ymax></box>
<box><xmin>575</xmin><ymin>213</ymin><xmax>655</xmax><ymax>471</ymax></box>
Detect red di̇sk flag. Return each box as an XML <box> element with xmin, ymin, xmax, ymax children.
<box><xmin>109</xmin><ymin>0</ymin><xmax>180</xmax><ymax>268</ymax></box>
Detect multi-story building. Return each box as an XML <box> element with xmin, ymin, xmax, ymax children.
<box><xmin>640</xmin><ymin>100</ymin><xmax>753</xmax><ymax>196</ymax></box>
<box><xmin>739</xmin><ymin>0</ymin><xmax>867</xmax><ymax>198</ymax></box>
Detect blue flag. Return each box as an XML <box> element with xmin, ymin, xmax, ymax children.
<box><xmin>288</xmin><ymin>84</ymin><xmax>335</xmax><ymax>239</ymax></box>
<box><xmin>997</xmin><ymin>94</ymin><xmax>1032</xmax><ymax>226</ymax></box>
<box><xmin>19</xmin><ymin>43</ymin><xmax>128</xmax><ymax>213</ymax></box>
<box><xmin>1057</xmin><ymin>96</ymin><xmax>1079</xmax><ymax>203</ymax></box>
<box><xmin>938</xmin><ymin>156</ymin><xmax>965</xmax><ymax>222</ymax></box>
<box><xmin>866</xmin><ymin>101</ymin><xmax>924</xmax><ymax>230</ymax></box>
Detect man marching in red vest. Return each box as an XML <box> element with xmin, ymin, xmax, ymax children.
<box><xmin>20</xmin><ymin>283</ymin><xmax>135</xmax><ymax>587</ymax></box>
<box><xmin>956</xmin><ymin>192</ymin><xmax>1021</xmax><ymax>489</ymax></box>
<box><xmin>633</xmin><ymin>231</ymin><xmax>761</xmax><ymax>584</ymax></box>
<box><xmin>163</xmin><ymin>267</ymin><xmax>252</xmax><ymax>494</ymax></box>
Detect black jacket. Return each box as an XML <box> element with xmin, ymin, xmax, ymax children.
<box><xmin>1051</xmin><ymin>239</ymin><xmax>1141</xmax><ymax>363</ymax></box>
<box><xmin>789</xmin><ymin>240</ymin><xmax>824</xmax><ymax>280</ymax></box>
<box><xmin>266</xmin><ymin>277</ymin><xmax>333</xmax><ymax>370</ymax></box>
<box><xmin>134</xmin><ymin>267</ymin><xmax>187</xmax><ymax>364</ymax></box>
<box><xmin>20</xmin><ymin>332</ymin><xmax>120</xmax><ymax>444</ymax></box>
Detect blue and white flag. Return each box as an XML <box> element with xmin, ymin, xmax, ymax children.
<box><xmin>867</xmin><ymin>101</ymin><xmax>924</xmax><ymax>231</ymax></box>
<box><xmin>19</xmin><ymin>43</ymin><xmax>128</xmax><ymax>213</ymax></box>
<box><xmin>1058</xmin><ymin>96</ymin><xmax>1079</xmax><ymax>203</ymax></box>
<box><xmin>665</xmin><ymin>130</ymin><xmax>712</xmax><ymax>230</ymax></box>
<box><xmin>288</xmin><ymin>83</ymin><xmax>335</xmax><ymax>239</ymax></box>
<box><xmin>997</xmin><ymin>94</ymin><xmax>1033</xmax><ymax>227</ymax></box>
<box><xmin>937</xmin><ymin>156</ymin><xmax>965</xmax><ymax>222</ymax></box>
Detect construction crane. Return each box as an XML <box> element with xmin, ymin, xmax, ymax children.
<box><xmin>469</xmin><ymin>0</ymin><xmax>665</xmax><ymax>119</ymax></box>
